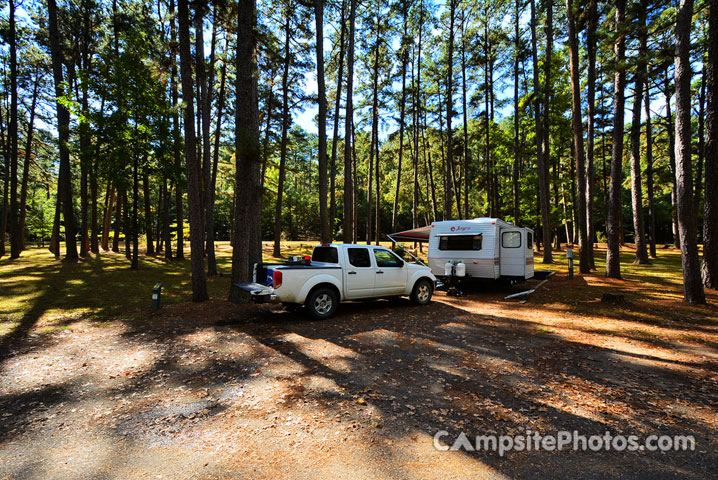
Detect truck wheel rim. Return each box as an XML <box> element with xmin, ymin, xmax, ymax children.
<box><xmin>418</xmin><ymin>284</ymin><xmax>430</xmax><ymax>302</ymax></box>
<box><xmin>315</xmin><ymin>294</ymin><xmax>332</xmax><ymax>314</ymax></box>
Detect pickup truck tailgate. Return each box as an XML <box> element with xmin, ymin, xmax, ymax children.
<box><xmin>233</xmin><ymin>282</ymin><xmax>277</xmax><ymax>303</ymax></box>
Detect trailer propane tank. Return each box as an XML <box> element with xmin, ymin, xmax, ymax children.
<box><xmin>455</xmin><ymin>261</ymin><xmax>466</xmax><ymax>277</ymax></box>
<box><xmin>444</xmin><ymin>261</ymin><xmax>454</xmax><ymax>276</ymax></box>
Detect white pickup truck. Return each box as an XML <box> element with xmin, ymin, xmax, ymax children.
<box><xmin>235</xmin><ymin>243</ymin><xmax>437</xmax><ymax>319</ymax></box>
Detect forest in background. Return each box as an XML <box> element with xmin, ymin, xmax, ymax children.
<box><xmin>0</xmin><ymin>0</ymin><xmax>715</xmax><ymax>304</ymax></box>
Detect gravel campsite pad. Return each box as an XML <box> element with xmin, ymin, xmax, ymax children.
<box><xmin>1</xmin><ymin>283</ymin><xmax>718</xmax><ymax>479</ymax></box>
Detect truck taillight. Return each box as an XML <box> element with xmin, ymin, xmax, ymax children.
<box><xmin>273</xmin><ymin>270</ymin><xmax>282</xmax><ymax>288</ymax></box>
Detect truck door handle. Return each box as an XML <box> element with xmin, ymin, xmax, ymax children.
<box><xmin>376</xmin><ymin>271</ymin><xmax>384</xmax><ymax>274</ymax></box>
<box><xmin>348</xmin><ymin>271</ymin><xmax>357</xmax><ymax>275</ymax></box>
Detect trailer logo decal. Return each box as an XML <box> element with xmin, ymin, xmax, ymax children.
<box><xmin>450</xmin><ymin>226</ymin><xmax>471</xmax><ymax>232</ymax></box>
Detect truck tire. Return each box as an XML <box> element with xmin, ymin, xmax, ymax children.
<box><xmin>305</xmin><ymin>287</ymin><xmax>338</xmax><ymax>319</ymax></box>
<box><xmin>410</xmin><ymin>279</ymin><xmax>433</xmax><ymax>305</ymax></box>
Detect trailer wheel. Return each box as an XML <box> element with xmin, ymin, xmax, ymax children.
<box><xmin>411</xmin><ymin>279</ymin><xmax>433</xmax><ymax>305</ymax></box>
<box><xmin>305</xmin><ymin>287</ymin><xmax>338</xmax><ymax>319</ymax></box>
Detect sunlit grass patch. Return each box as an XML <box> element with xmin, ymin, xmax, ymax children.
<box><xmin>536</xmin><ymin>327</ymin><xmax>557</xmax><ymax>334</ymax></box>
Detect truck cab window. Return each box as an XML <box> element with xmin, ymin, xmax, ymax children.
<box><xmin>374</xmin><ymin>249</ymin><xmax>404</xmax><ymax>268</ymax></box>
<box><xmin>312</xmin><ymin>246</ymin><xmax>338</xmax><ymax>263</ymax></box>
<box><xmin>347</xmin><ymin>248</ymin><xmax>371</xmax><ymax>268</ymax></box>
<box><xmin>502</xmin><ymin>231</ymin><xmax>521</xmax><ymax>248</ymax></box>
<box><xmin>438</xmin><ymin>234</ymin><xmax>482</xmax><ymax>251</ymax></box>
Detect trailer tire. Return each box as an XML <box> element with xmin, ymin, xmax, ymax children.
<box><xmin>305</xmin><ymin>287</ymin><xmax>338</xmax><ymax>319</ymax></box>
<box><xmin>410</xmin><ymin>279</ymin><xmax>433</xmax><ymax>305</ymax></box>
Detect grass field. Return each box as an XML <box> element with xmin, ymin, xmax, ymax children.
<box><xmin>0</xmin><ymin>241</ymin><xmax>716</xmax><ymax>342</ymax></box>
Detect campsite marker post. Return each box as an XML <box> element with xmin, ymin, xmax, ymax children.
<box><xmin>567</xmin><ymin>249</ymin><xmax>574</xmax><ymax>280</ymax></box>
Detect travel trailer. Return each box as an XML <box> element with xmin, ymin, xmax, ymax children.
<box><xmin>389</xmin><ymin>218</ymin><xmax>535</xmax><ymax>284</ymax></box>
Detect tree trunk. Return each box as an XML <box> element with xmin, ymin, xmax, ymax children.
<box><xmin>273</xmin><ymin>12</ymin><xmax>292</xmax><ymax>258</ymax></box>
<box><xmin>131</xmin><ymin>153</ymin><xmax>139</xmax><ymax>269</ymax></box>
<box><xmin>143</xmin><ymin>171</ymin><xmax>154</xmax><ymax>255</ymax></box>
<box><xmin>444</xmin><ymin>0</ymin><xmax>456</xmax><ymax>220</ymax></box>
<box><xmin>606</xmin><ymin>0</ymin><xmax>626</xmax><ymax>279</ymax></box>
<box><xmin>48</xmin><ymin>0</ymin><xmax>78</xmax><ymax>260</ymax></box>
<box><xmin>342</xmin><ymin>0</ymin><xmax>356</xmax><ymax>243</ymax></box>
<box><xmin>351</xmin><ymin>119</ymin><xmax>358</xmax><ymax>243</ymax></box>
<box><xmin>50</xmin><ymin>184</ymin><xmax>61</xmax><ymax>257</ymax></box>
<box><xmin>664</xmin><ymin>75</ymin><xmax>680</xmax><ymax>249</ymax></box>
<box><xmin>123</xmin><ymin>187</ymin><xmax>131</xmax><ymax>260</ymax></box>
<box><xmin>329</xmin><ymin>0</ymin><xmax>347</xmax><ymax>239</ymax></box>
<box><xmin>367</xmin><ymin>125</ymin><xmax>375</xmax><ymax>243</ymax></box>
<box><xmin>178</xmin><ymin>0</ymin><xmax>208</xmax><ymax>301</ymax></box>
<box><xmin>8</xmin><ymin>0</ymin><xmax>20</xmax><ymax>259</ymax></box>
<box><xmin>90</xmin><ymin>152</ymin><xmax>99</xmax><ymax>254</ymax></box>
<box><xmin>170</xmin><ymin>0</ymin><xmax>184</xmax><ymax>260</ymax></box>
<box><xmin>369</xmin><ymin>12</ymin><xmax>381</xmax><ymax>246</ymax></box>
<box><xmin>0</xmin><ymin>105</ymin><xmax>8</xmax><ymax>258</ymax></box>
<box><xmin>437</xmin><ymin>79</ymin><xmax>447</xmax><ymax>220</ymax></box>
<box><xmin>84</xmin><ymin>0</ymin><xmax>99</xmax><ymax>255</ymax></box>
<box><xmin>163</xmin><ymin>180</ymin><xmax>173</xmax><ymax>259</ymax></box>
<box><xmin>113</xmin><ymin>187</ymin><xmax>121</xmax><ymax>253</ymax></box>
<box><xmin>629</xmin><ymin>1</ymin><xmax>650</xmax><ymax>265</ymax></box>
<box><xmin>19</xmin><ymin>76</ymin><xmax>39</xmax><ymax>252</ymax></box>
<box><xmin>585</xmin><ymin>0</ymin><xmax>597</xmax><ymax>269</ymax></box>
<box><xmin>695</xmin><ymin>59</ymin><xmax>706</xmax><ymax>235</ymax></box>
<box><xmin>375</xmin><ymin>118</ymin><xmax>380</xmax><ymax>245</ymax></box>
<box><xmin>102</xmin><ymin>185</ymin><xmax>114</xmax><ymax>251</ymax></box>
<box><xmin>566</xmin><ymin>0</ymin><xmax>590</xmax><ymax>273</ymax></box>
<box><xmin>201</xmin><ymin>8</ymin><xmax>218</xmax><ymax>276</ymax></box>
<box><xmin>392</xmin><ymin>0</ymin><xmax>408</xmax><ymax>230</ymax></box>
<box><xmin>530</xmin><ymin>0</ymin><xmax>551</xmax><ymax>262</ymax></box>
<box><xmin>512</xmin><ymin>0</ymin><xmax>520</xmax><ymax>224</ymax></box>
<box><xmin>541</xmin><ymin>0</ymin><xmax>553</xmax><ymax>253</ymax></box>
<box><xmin>674</xmin><ymin>0</ymin><xmax>706</xmax><ymax>304</ymax></box>
<box><xmin>645</xmin><ymin>81</ymin><xmax>657</xmax><ymax>258</ymax></box>
<box><xmin>422</xmin><ymin>94</ymin><xmax>438</xmax><ymax>222</ymax></box>
<box><xmin>156</xmin><ymin>181</ymin><xmax>163</xmax><ymax>253</ymax></box>
<box><xmin>703</xmin><ymin>0</ymin><xmax>718</xmax><ymax>289</ymax></box>
<box><xmin>229</xmin><ymin>0</ymin><xmax>263</xmax><ymax>298</ymax></box>
<box><xmin>413</xmin><ymin>6</ymin><xmax>424</xmax><ymax>230</ymax></box>
<box><xmin>207</xmin><ymin>55</ymin><xmax>227</xmax><ymax>275</ymax></box>
<box><xmin>260</xmin><ymin>86</ymin><xmax>274</xmax><ymax>190</ymax></box>
<box><xmin>316</xmin><ymin>0</ymin><xmax>330</xmax><ymax>244</ymax></box>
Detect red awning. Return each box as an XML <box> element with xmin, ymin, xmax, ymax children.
<box><xmin>388</xmin><ymin>225</ymin><xmax>432</xmax><ymax>242</ymax></box>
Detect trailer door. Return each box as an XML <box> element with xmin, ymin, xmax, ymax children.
<box><xmin>499</xmin><ymin>229</ymin><xmax>525</xmax><ymax>278</ymax></box>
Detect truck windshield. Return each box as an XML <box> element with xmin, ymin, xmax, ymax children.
<box><xmin>312</xmin><ymin>246</ymin><xmax>339</xmax><ymax>263</ymax></box>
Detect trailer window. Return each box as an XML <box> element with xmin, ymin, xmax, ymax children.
<box><xmin>347</xmin><ymin>248</ymin><xmax>371</xmax><ymax>268</ymax></box>
<box><xmin>312</xmin><ymin>246</ymin><xmax>338</xmax><ymax>263</ymax></box>
<box><xmin>527</xmin><ymin>232</ymin><xmax>533</xmax><ymax>249</ymax></box>
<box><xmin>502</xmin><ymin>231</ymin><xmax>522</xmax><ymax>248</ymax></box>
<box><xmin>438</xmin><ymin>234</ymin><xmax>482</xmax><ymax>251</ymax></box>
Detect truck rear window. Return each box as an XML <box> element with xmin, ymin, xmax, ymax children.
<box><xmin>439</xmin><ymin>234</ymin><xmax>482</xmax><ymax>251</ymax></box>
<box><xmin>312</xmin><ymin>246</ymin><xmax>338</xmax><ymax>263</ymax></box>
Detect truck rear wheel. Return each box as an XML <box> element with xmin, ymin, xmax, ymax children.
<box><xmin>411</xmin><ymin>279</ymin><xmax>433</xmax><ymax>305</ymax></box>
<box><xmin>305</xmin><ymin>287</ymin><xmax>338</xmax><ymax>319</ymax></box>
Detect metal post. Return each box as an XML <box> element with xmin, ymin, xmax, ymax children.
<box><xmin>566</xmin><ymin>248</ymin><xmax>574</xmax><ymax>280</ymax></box>
<box><xmin>152</xmin><ymin>283</ymin><xmax>162</xmax><ymax>311</ymax></box>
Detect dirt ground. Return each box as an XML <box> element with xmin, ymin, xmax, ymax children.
<box><xmin>1</xmin><ymin>268</ymin><xmax>717</xmax><ymax>479</ymax></box>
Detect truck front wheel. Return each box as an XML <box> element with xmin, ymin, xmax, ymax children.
<box><xmin>411</xmin><ymin>279</ymin><xmax>434</xmax><ymax>305</ymax></box>
<box><xmin>305</xmin><ymin>287</ymin><xmax>338</xmax><ymax>319</ymax></box>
